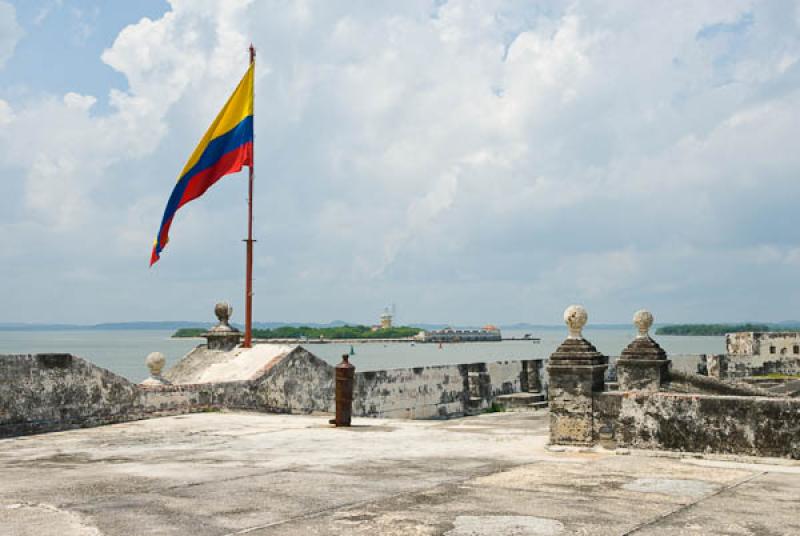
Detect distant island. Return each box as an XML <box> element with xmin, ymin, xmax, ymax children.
<box><xmin>656</xmin><ymin>323</ymin><xmax>799</xmax><ymax>336</ymax></box>
<box><xmin>173</xmin><ymin>325</ymin><xmax>421</xmax><ymax>340</ymax></box>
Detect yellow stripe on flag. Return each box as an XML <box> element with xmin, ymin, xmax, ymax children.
<box><xmin>178</xmin><ymin>64</ymin><xmax>254</xmax><ymax>180</ymax></box>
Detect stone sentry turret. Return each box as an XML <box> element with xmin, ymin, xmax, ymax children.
<box><xmin>615</xmin><ymin>310</ymin><xmax>669</xmax><ymax>391</ymax></box>
<box><xmin>546</xmin><ymin>305</ymin><xmax>608</xmax><ymax>446</ymax></box>
<box><xmin>204</xmin><ymin>302</ymin><xmax>242</xmax><ymax>351</ymax></box>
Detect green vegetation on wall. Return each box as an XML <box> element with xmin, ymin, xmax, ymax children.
<box><xmin>173</xmin><ymin>325</ymin><xmax>421</xmax><ymax>340</ymax></box>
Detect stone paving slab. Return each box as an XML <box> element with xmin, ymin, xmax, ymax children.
<box><xmin>631</xmin><ymin>471</ymin><xmax>800</xmax><ymax>536</ymax></box>
<box><xmin>0</xmin><ymin>411</ymin><xmax>798</xmax><ymax>535</ymax></box>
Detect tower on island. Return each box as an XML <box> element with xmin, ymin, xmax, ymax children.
<box><xmin>380</xmin><ymin>307</ymin><xmax>393</xmax><ymax>329</ymax></box>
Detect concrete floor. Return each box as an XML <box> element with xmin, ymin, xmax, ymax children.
<box><xmin>1</xmin><ymin>411</ymin><xmax>798</xmax><ymax>535</ymax></box>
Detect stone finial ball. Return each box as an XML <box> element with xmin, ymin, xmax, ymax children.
<box><xmin>633</xmin><ymin>309</ymin><xmax>654</xmax><ymax>338</ymax></box>
<box><xmin>564</xmin><ymin>305</ymin><xmax>588</xmax><ymax>339</ymax></box>
<box><xmin>145</xmin><ymin>351</ymin><xmax>166</xmax><ymax>376</ymax></box>
<box><xmin>214</xmin><ymin>302</ymin><xmax>232</xmax><ymax>323</ymax></box>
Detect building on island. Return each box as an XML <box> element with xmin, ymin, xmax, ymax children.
<box><xmin>380</xmin><ymin>308</ymin><xmax>393</xmax><ymax>329</ymax></box>
<box><xmin>371</xmin><ymin>306</ymin><xmax>394</xmax><ymax>331</ymax></box>
<box><xmin>415</xmin><ymin>325</ymin><xmax>501</xmax><ymax>343</ymax></box>
<box><xmin>727</xmin><ymin>331</ymin><xmax>800</xmax><ymax>357</ymax></box>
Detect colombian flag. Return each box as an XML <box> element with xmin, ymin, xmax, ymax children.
<box><xmin>150</xmin><ymin>64</ymin><xmax>254</xmax><ymax>266</ymax></box>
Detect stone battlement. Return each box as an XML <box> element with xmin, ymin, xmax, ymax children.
<box><xmin>547</xmin><ymin>306</ymin><xmax>800</xmax><ymax>460</ymax></box>
<box><xmin>0</xmin><ymin>347</ymin><xmax>546</xmax><ymax>438</ymax></box>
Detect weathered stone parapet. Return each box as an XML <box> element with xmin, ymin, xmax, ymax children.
<box><xmin>0</xmin><ymin>354</ymin><xmax>140</xmax><ymax>437</ymax></box>
<box><xmin>547</xmin><ymin>305</ymin><xmax>608</xmax><ymax>446</ymax></box>
<box><xmin>666</xmin><ymin>369</ymin><xmax>778</xmax><ymax>397</ymax></box>
<box><xmin>594</xmin><ymin>390</ymin><xmax>800</xmax><ymax>459</ymax></box>
<box><xmin>616</xmin><ymin>310</ymin><xmax>669</xmax><ymax>392</ymax></box>
<box><xmin>352</xmin><ymin>359</ymin><xmax>545</xmax><ymax>419</ymax></box>
<box><xmin>2</xmin><ymin>345</ymin><xmax>549</xmax><ymax>438</ymax></box>
<box><xmin>706</xmin><ymin>352</ymin><xmax>800</xmax><ymax>380</ymax></box>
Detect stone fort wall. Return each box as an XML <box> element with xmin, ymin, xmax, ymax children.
<box><xmin>594</xmin><ymin>391</ymin><xmax>800</xmax><ymax>459</ymax></box>
<box><xmin>548</xmin><ymin>306</ymin><xmax>800</xmax><ymax>460</ymax></box>
<box><xmin>727</xmin><ymin>331</ymin><xmax>800</xmax><ymax>357</ymax></box>
<box><xmin>705</xmin><ymin>352</ymin><xmax>800</xmax><ymax>379</ymax></box>
<box><xmin>0</xmin><ymin>350</ymin><xmax>546</xmax><ymax>437</ymax></box>
<box><xmin>0</xmin><ymin>353</ymin><xmax>264</xmax><ymax>438</ymax></box>
<box><xmin>354</xmin><ymin>359</ymin><xmax>543</xmax><ymax>419</ymax></box>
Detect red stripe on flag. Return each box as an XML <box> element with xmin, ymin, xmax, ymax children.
<box><xmin>149</xmin><ymin>142</ymin><xmax>252</xmax><ymax>267</ymax></box>
<box><xmin>177</xmin><ymin>142</ymin><xmax>253</xmax><ymax>209</ymax></box>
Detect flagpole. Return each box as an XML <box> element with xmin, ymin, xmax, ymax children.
<box><xmin>244</xmin><ymin>44</ymin><xmax>255</xmax><ymax>348</ymax></box>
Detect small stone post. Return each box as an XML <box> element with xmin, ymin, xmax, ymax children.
<box><xmin>547</xmin><ymin>305</ymin><xmax>608</xmax><ymax>446</ymax></box>
<box><xmin>616</xmin><ymin>310</ymin><xmax>668</xmax><ymax>392</ymax></box>
<box><xmin>203</xmin><ymin>302</ymin><xmax>242</xmax><ymax>351</ymax></box>
<box><xmin>141</xmin><ymin>352</ymin><xmax>171</xmax><ymax>386</ymax></box>
<box><xmin>330</xmin><ymin>354</ymin><xmax>355</xmax><ymax>427</ymax></box>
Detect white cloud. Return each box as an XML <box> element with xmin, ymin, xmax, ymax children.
<box><xmin>69</xmin><ymin>7</ymin><xmax>97</xmax><ymax>44</ymax></box>
<box><xmin>369</xmin><ymin>165</ymin><xmax>461</xmax><ymax>277</ymax></box>
<box><xmin>0</xmin><ymin>99</ymin><xmax>13</xmax><ymax>124</ymax></box>
<box><xmin>540</xmin><ymin>246</ymin><xmax>641</xmax><ymax>293</ymax></box>
<box><xmin>0</xmin><ymin>1</ymin><xmax>23</xmax><ymax>68</ymax></box>
<box><xmin>0</xmin><ymin>1</ymin><xmax>254</xmax><ymax>229</ymax></box>
<box><xmin>33</xmin><ymin>0</ymin><xmax>63</xmax><ymax>26</ymax></box>
<box><xmin>63</xmin><ymin>92</ymin><xmax>97</xmax><ymax>111</ymax></box>
<box><xmin>2</xmin><ymin>0</ymin><xmax>800</xmax><ymax>324</ymax></box>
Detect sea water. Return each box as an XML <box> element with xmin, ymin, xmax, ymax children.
<box><xmin>0</xmin><ymin>327</ymin><xmax>725</xmax><ymax>382</ymax></box>
<box><xmin>0</xmin><ymin>330</ymin><xmax>199</xmax><ymax>382</ymax></box>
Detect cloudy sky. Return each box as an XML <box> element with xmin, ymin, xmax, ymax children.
<box><xmin>1</xmin><ymin>0</ymin><xmax>799</xmax><ymax>326</ymax></box>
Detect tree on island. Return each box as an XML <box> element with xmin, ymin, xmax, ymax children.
<box><xmin>656</xmin><ymin>323</ymin><xmax>772</xmax><ymax>336</ymax></box>
<box><xmin>173</xmin><ymin>325</ymin><xmax>421</xmax><ymax>340</ymax></box>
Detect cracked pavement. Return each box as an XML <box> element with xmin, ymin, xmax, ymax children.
<box><xmin>1</xmin><ymin>411</ymin><xmax>798</xmax><ymax>535</ymax></box>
